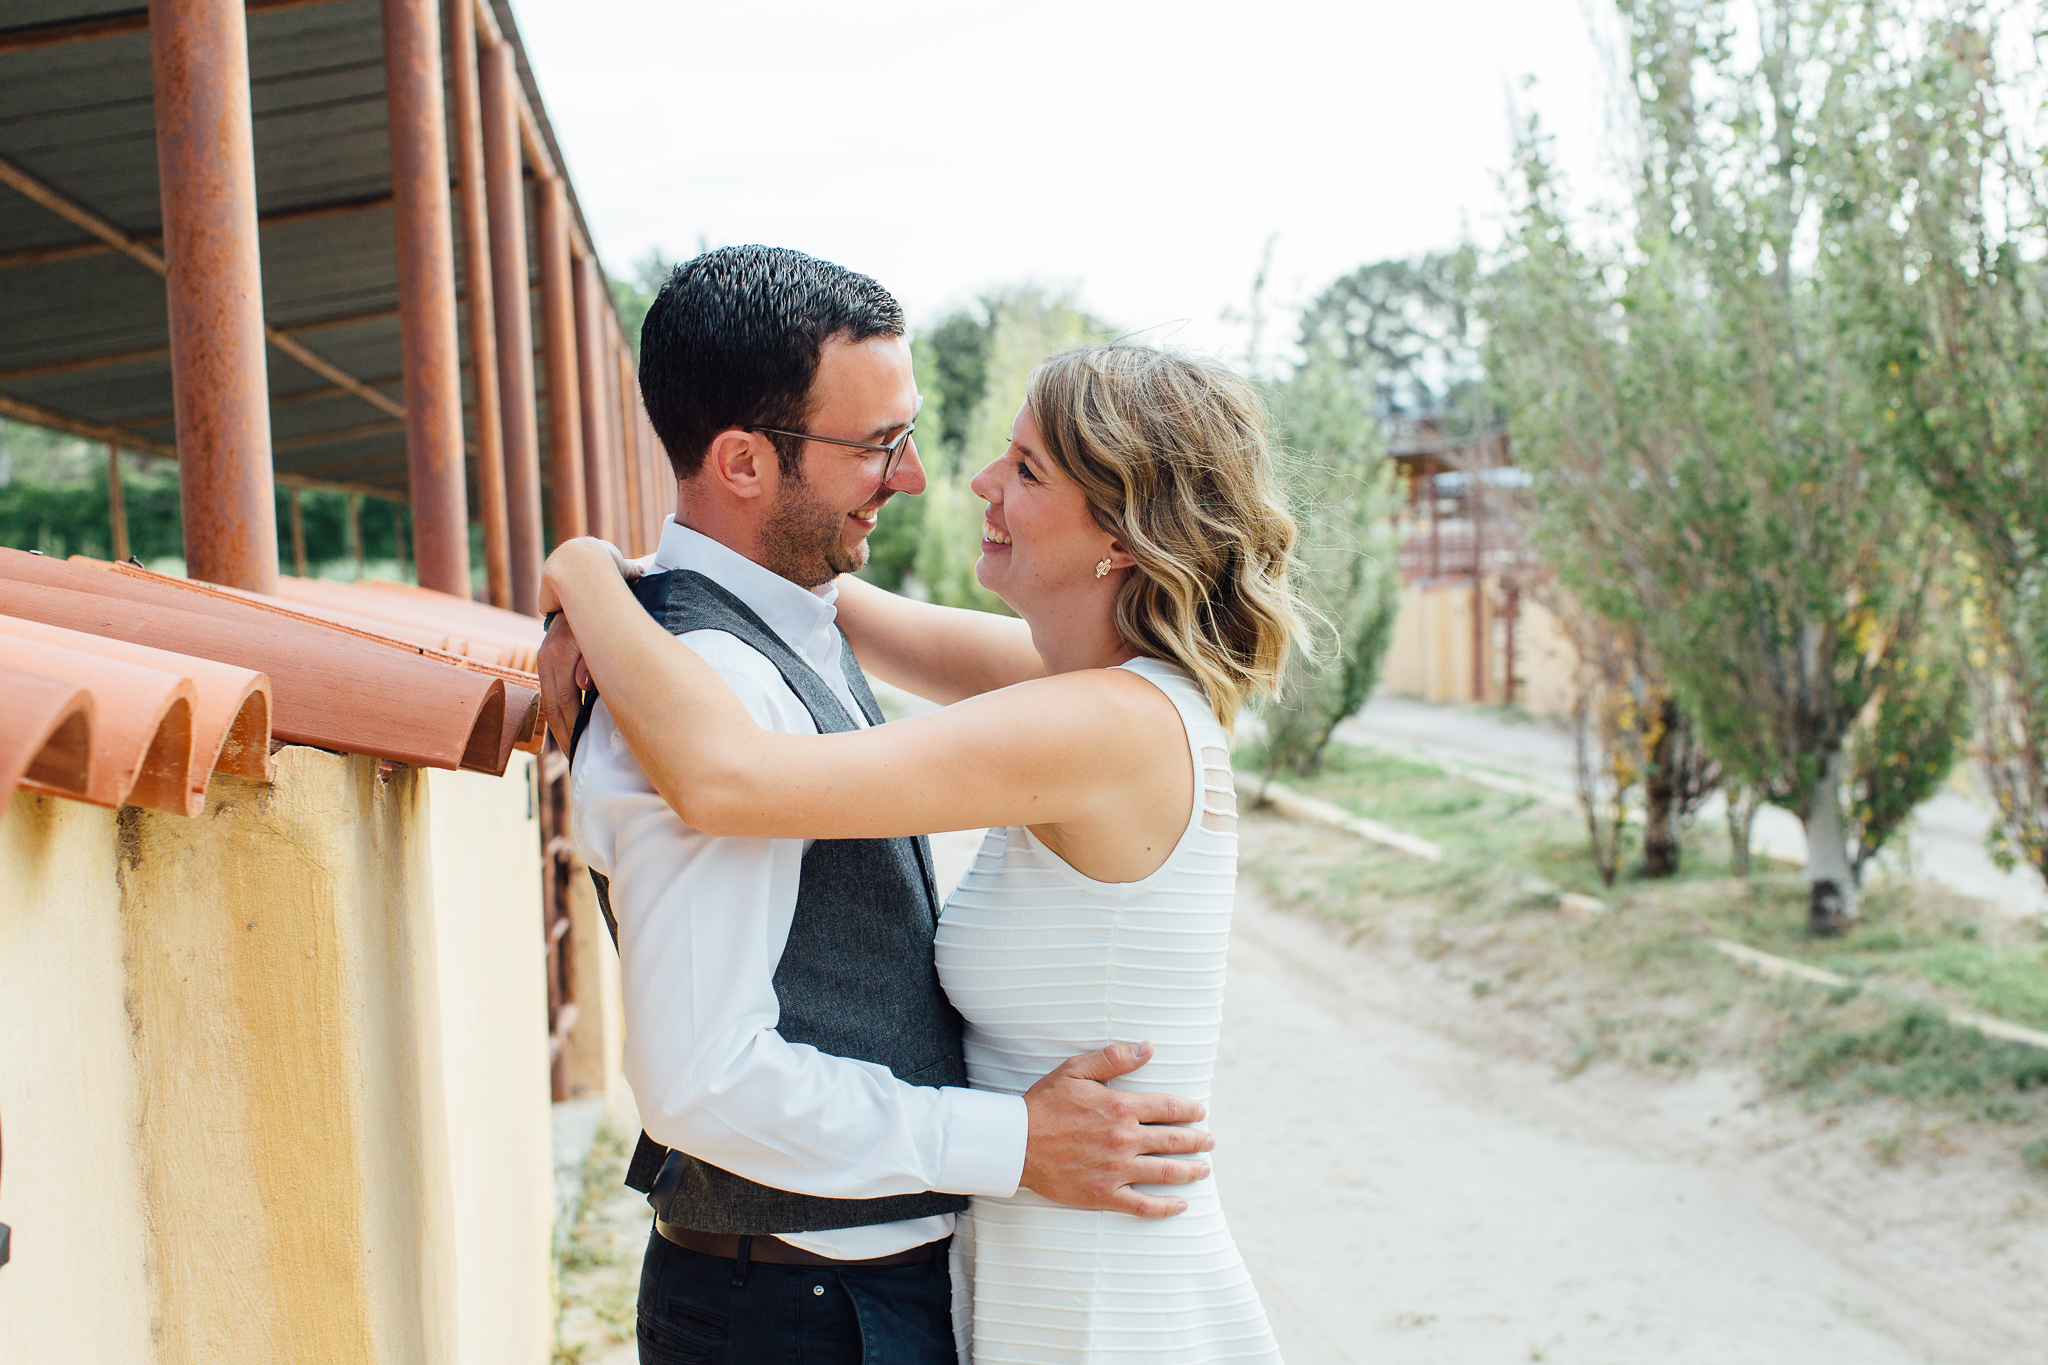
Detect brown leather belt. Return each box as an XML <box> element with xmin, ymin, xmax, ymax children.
<box><xmin>655</xmin><ymin>1220</ymin><xmax>948</xmax><ymax>1269</ymax></box>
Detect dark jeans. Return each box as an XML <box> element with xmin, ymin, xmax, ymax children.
<box><xmin>636</xmin><ymin>1228</ymin><xmax>956</xmax><ymax>1365</ymax></box>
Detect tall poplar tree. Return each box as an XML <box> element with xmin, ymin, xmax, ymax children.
<box><xmin>1489</xmin><ymin>0</ymin><xmax>1963</xmax><ymax>932</ymax></box>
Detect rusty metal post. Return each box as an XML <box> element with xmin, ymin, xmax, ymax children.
<box><xmin>149</xmin><ymin>0</ymin><xmax>278</xmax><ymax>594</ymax></box>
<box><xmin>448</xmin><ymin>0</ymin><xmax>509</xmax><ymax>607</ymax></box>
<box><xmin>288</xmin><ymin>484</ymin><xmax>307</xmax><ymax>576</ymax></box>
<box><xmin>537</xmin><ymin>178</ymin><xmax>585</xmax><ymax>544</ymax></box>
<box><xmin>106</xmin><ymin>443</ymin><xmax>129</xmax><ymax>562</ymax></box>
<box><xmin>480</xmin><ymin>39</ymin><xmax>542</xmax><ymax>614</ymax></box>
<box><xmin>571</xmin><ymin>254</ymin><xmax>613</xmax><ymax>543</ymax></box>
<box><xmin>612</xmin><ymin>322</ymin><xmax>635</xmax><ymax>552</ymax></box>
<box><xmin>382</xmin><ymin>0</ymin><xmax>470</xmax><ymax>597</ymax></box>
<box><xmin>641</xmin><ymin>404</ymin><xmax>664</xmax><ymax>545</ymax></box>
<box><xmin>613</xmin><ymin>337</ymin><xmax>643</xmax><ymax>554</ymax></box>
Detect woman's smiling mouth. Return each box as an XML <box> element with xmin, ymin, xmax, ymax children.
<box><xmin>982</xmin><ymin>518</ymin><xmax>1012</xmax><ymax>546</ymax></box>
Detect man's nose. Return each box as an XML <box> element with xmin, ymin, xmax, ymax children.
<box><xmin>886</xmin><ymin>435</ymin><xmax>929</xmax><ymax>496</ymax></box>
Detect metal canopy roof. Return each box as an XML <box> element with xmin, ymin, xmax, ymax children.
<box><xmin>0</xmin><ymin>0</ymin><xmax>610</xmax><ymax>504</ymax></box>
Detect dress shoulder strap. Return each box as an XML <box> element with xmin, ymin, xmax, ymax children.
<box><xmin>1115</xmin><ymin>657</ymin><xmax>1237</xmax><ymax>837</ymax></box>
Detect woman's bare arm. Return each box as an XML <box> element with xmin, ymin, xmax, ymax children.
<box><xmin>834</xmin><ymin>573</ymin><xmax>1045</xmax><ymax>704</ymax></box>
<box><xmin>543</xmin><ymin>539</ymin><xmax>1177</xmax><ymax>842</ymax></box>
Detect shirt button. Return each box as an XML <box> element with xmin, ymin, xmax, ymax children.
<box><xmin>812</xmin><ymin>1285</ymin><xmax>825</xmax><ymax>1296</ymax></box>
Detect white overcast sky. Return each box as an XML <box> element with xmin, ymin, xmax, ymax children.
<box><xmin>512</xmin><ymin>0</ymin><xmax>1625</xmax><ymax>362</ymax></box>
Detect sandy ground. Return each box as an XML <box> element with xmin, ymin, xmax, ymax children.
<box><xmin>1337</xmin><ymin>695</ymin><xmax>2048</xmax><ymax>921</ymax></box>
<box><xmin>557</xmin><ymin>811</ymin><xmax>2048</xmax><ymax>1364</ymax></box>
<box><xmin>1213</xmin><ymin>825</ymin><xmax>2047</xmax><ymax>1365</ymax></box>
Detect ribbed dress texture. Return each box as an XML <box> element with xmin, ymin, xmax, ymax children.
<box><xmin>937</xmin><ymin>658</ymin><xmax>1284</xmax><ymax>1364</ymax></box>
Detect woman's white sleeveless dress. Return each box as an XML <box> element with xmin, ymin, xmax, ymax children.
<box><xmin>936</xmin><ymin>658</ymin><xmax>1283</xmax><ymax>1364</ymax></box>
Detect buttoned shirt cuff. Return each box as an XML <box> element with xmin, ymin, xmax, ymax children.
<box><xmin>936</xmin><ymin>1088</ymin><xmax>1029</xmax><ymax>1198</ymax></box>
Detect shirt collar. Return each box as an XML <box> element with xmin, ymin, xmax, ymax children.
<box><xmin>649</xmin><ymin>517</ymin><xmax>844</xmax><ymax>671</ymax></box>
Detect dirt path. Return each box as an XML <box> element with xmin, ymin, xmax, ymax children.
<box><xmin>1212</xmin><ymin>834</ymin><xmax>2047</xmax><ymax>1364</ymax></box>
<box><xmin>559</xmin><ymin>814</ymin><xmax>2045</xmax><ymax>1363</ymax></box>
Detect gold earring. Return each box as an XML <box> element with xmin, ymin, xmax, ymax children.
<box><xmin>1095</xmin><ymin>557</ymin><xmax>1113</xmax><ymax>580</ymax></box>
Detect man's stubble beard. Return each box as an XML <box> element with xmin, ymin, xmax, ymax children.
<box><xmin>759</xmin><ymin>468</ymin><xmax>875</xmax><ymax>587</ymax></box>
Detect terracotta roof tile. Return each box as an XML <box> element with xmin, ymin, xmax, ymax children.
<box><xmin>0</xmin><ymin>613</ymin><xmax>272</xmax><ymax>804</ymax></box>
<box><xmin>0</xmin><ymin>667</ymin><xmax>93</xmax><ymax>809</ymax></box>
<box><xmin>275</xmin><ymin>576</ymin><xmax>542</xmax><ymax>671</ymax></box>
<box><xmin>0</xmin><ymin>550</ymin><xmax>533</xmax><ymax>778</ymax></box>
<box><xmin>0</xmin><ymin>630</ymin><xmax>199</xmax><ymax>815</ymax></box>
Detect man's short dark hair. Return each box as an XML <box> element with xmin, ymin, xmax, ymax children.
<box><xmin>638</xmin><ymin>245</ymin><xmax>905</xmax><ymax>480</ymax></box>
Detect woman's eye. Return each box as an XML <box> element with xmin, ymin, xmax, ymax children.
<box><xmin>1015</xmin><ymin>460</ymin><xmax>1037</xmax><ymax>483</ymax></box>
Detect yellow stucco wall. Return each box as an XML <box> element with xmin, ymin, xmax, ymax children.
<box><xmin>426</xmin><ymin>759</ymin><xmax>552</xmax><ymax>1365</ymax></box>
<box><xmin>0</xmin><ymin>792</ymin><xmax>154</xmax><ymax>1364</ymax></box>
<box><xmin>0</xmin><ymin>747</ymin><xmax>551</xmax><ymax>1365</ymax></box>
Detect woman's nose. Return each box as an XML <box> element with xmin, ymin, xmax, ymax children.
<box><xmin>968</xmin><ymin>457</ymin><xmax>1001</xmax><ymax>501</ymax></box>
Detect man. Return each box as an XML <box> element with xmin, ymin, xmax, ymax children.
<box><xmin>539</xmin><ymin>246</ymin><xmax>1208</xmax><ymax>1365</ymax></box>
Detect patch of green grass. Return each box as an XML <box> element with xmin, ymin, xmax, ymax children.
<box><xmin>1770</xmin><ymin>1004</ymin><xmax>2048</xmax><ymax>1119</ymax></box>
<box><xmin>2024</xmin><ymin>1135</ymin><xmax>2048</xmax><ymax>1174</ymax></box>
<box><xmin>1238</xmin><ymin>737</ymin><xmax>2048</xmax><ymax>1159</ymax></box>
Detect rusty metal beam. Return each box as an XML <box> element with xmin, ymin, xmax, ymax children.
<box><xmin>279</xmin><ymin>304</ymin><xmax>403</xmax><ymax>334</ymax></box>
<box><xmin>383</xmin><ymin>0</ymin><xmax>470</xmax><ymax>595</ymax></box>
<box><xmin>110</xmin><ymin>374</ymin><xmax>407</xmax><ymax>432</ymax></box>
<box><xmin>0</xmin><ymin>390</ymin><xmax>176</xmax><ymax>459</ymax></box>
<box><xmin>0</xmin><ymin>153</ymin><xmax>168</xmax><ymax>274</ymax></box>
<box><xmin>273</xmin><ymin>419</ymin><xmax>407</xmax><ymax>453</ymax></box>
<box><xmin>0</xmin><ymin>344</ymin><xmax>173</xmax><ymax>384</ymax></box>
<box><xmin>151</xmin><ymin>0</ymin><xmax>278</xmax><ymax>594</ymax></box>
<box><xmin>537</xmin><ymin>176</ymin><xmax>585</xmax><ymax>542</ymax></box>
<box><xmin>0</xmin><ymin>388</ymin><xmax>407</xmax><ymax>502</ymax></box>
<box><xmin>448</xmin><ymin>0</ymin><xmax>511</xmax><ymax>609</ymax></box>
<box><xmin>481</xmin><ymin>37</ymin><xmax>542</xmax><ymax>614</ymax></box>
<box><xmin>0</xmin><ymin>0</ymin><xmax>345</xmax><ymax>55</ymax></box>
<box><xmin>0</xmin><ymin>192</ymin><xmax>397</xmax><ymax>273</ymax></box>
<box><xmin>0</xmin><ymin>154</ymin><xmax>405</xmax><ymax>424</ymax></box>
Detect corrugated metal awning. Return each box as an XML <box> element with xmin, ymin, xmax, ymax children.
<box><xmin>0</xmin><ymin>0</ymin><xmax>609</xmax><ymax>503</ymax></box>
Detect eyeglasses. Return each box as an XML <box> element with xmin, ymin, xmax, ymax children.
<box><xmin>748</xmin><ymin>396</ymin><xmax>923</xmax><ymax>483</ymax></box>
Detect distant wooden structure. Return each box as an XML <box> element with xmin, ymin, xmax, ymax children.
<box><xmin>1380</xmin><ymin>416</ymin><xmax>1572</xmax><ymax>716</ymax></box>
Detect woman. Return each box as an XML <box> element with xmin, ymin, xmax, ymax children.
<box><xmin>543</xmin><ymin>343</ymin><xmax>1304</xmax><ymax>1364</ymax></box>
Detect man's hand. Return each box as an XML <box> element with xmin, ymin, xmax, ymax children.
<box><xmin>538</xmin><ymin>614</ymin><xmax>592</xmax><ymax>754</ymax></box>
<box><xmin>1020</xmin><ymin>1043</ymin><xmax>1215</xmax><ymax>1219</ymax></box>
<box><xmin>536</xmin><ymin>537</ymin><xmax>645</xmax><ymax>753</ymax></box>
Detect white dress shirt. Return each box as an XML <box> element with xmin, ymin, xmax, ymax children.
<box><xmin>571</xmin><ymin>518</ymin><xmax>1027</xmax><ymax>1259</ymax></box>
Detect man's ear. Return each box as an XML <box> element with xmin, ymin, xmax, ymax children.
<box><xmin>702</xmin><ymin>429</ymin><xmax>776</xmax><ymax>501</ymax></box>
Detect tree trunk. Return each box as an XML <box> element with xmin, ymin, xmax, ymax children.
<box><xmin>1642</xmin><ymin>696</ymin><xmax>1683</xmax><ymax>877</ymax></box>
<box><xmin>1727</xmin><ymin>785</ymin><xmax>1758</xmax><ymax>878</ymax></box>
<box><xmin>1801</xmin><ymin>749</ymin><xmax>1860</xmax><ymax>935</ymax></box>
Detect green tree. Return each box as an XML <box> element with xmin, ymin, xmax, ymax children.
<box><xmin>863</xmin><ymin>288</ymin><xmax>1111</xmax><ymax>611</ymax></box>
<box><xmin>608</xmin><ymin>250</ymin><xmax>677</xmax><ymax>358</ymax></box>
<box><xmin>1841</xmin><ymin>14</ymin><xmax>2048</xmax><ymax>883</ymax></box>
<box><xmin>1256</xmin><ymin>335</ymin><xmax>1401</xmax><ymax>776</ymax></box>
<box><xmin>1488</xmin><ymin>0</ymin><xmax>1963</xmax><ymax>933</ymax></box>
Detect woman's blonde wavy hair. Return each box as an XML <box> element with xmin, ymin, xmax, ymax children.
<box><xmin>1026</xmin><ymin>344</ymin><xmax>1310</xmax><ymax>728</ymax></box>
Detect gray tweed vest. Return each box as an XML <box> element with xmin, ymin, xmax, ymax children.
<box><xmin>569</xmin><ymin>568</ymin><xmax>970</xmax><ymax>1234</ymax></box>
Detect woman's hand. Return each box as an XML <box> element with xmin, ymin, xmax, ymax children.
<box><xmin>537</xmin><ymin>538</ymin><xmax>643</xmax><ymax>752</ymax></box>
<box><xmin>538</xmin><ymin>536</ymin><xmax>641</xmax><ymax>616</ymax></box>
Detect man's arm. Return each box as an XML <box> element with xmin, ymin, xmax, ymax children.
<box><xmin>576</xmin><ymin>637</ymin><xmax>1023</xmax><ymax>1202</ymax></box>
<box><xmin>574</xmin><ymin>635</ymin><xmax>1212</xmax><ymax>1217</ymax></box>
